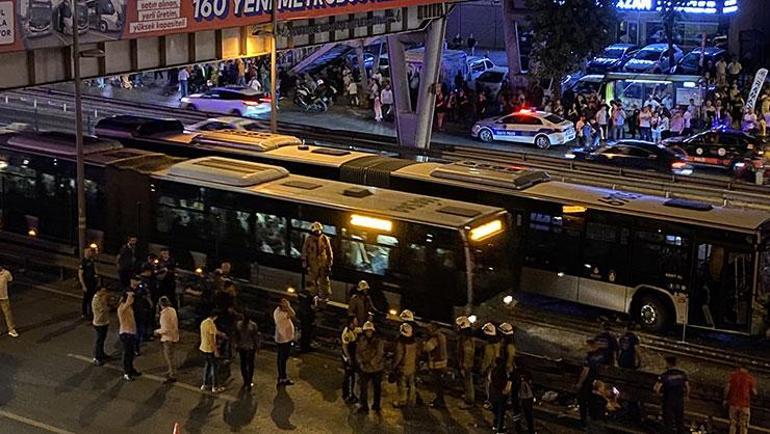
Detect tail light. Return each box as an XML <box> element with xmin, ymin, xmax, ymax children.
<box><xmin>243</xmin><ymin>101</ymin><xmax>261</xmax><ymax>106</ymax></box>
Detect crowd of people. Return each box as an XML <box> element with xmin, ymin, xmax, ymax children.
<box><xmin>0</xmin><ymin>223</ymin><xmax>758</xmax><ymax>434</ymax></box>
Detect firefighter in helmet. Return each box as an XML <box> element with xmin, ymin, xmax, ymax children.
<box><xmin>302</xmin><ymin>222</ymin><xmax>333</xmax><ymax>299</ymax></box>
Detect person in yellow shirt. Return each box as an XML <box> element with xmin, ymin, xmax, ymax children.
<box><xmin>200</xmin><ymin>312</ymin><xmax>226</xmax><ymax>393</ymax></box>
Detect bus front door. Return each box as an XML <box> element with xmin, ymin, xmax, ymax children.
<box><xmin>690</xmin><ymin>243</ymin><xmax>753</xmax><ymax>332</ymax></box>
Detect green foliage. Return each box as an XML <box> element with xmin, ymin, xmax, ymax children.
<box><xmin>525</xmin><ymin>0</ymin><xmax>619</xmax><ymax>85</ymax></box>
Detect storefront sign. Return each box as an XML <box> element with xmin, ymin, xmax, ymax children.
<box><xmin>616</xmin><ymin>0</ymin><xmax>734</xmax><ymax>14</ymax></box>
<box><xmin>0</xmin><ymin>0</ymin><xmax>445</xmax><ymax>54</ymax></box>
<box><xmin>0</xmin><ymin>1</ymin><xmax>14</xmax><ymax>46</ymax></box>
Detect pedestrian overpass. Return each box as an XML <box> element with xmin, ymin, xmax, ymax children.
<box><xmin>0</xmin><ymin>0</ymin><xmax>458</xmax><ymax>148</ymax></box>
<box><xmin>0</xmin><ymin>0</ymin><xmax>450</xmax><ymax>89</ymax></box>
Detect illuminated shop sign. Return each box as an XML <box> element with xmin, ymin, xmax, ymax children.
<box><xmin>616</xmin><ymin>0</ymin><xmax>736</xmax><ymax>13</ymax></box>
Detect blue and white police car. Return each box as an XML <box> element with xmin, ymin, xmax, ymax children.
<box><xmin>471</xmin><ymin>110</ymin><xmax>576</xmax><ymax>149</ymax></box>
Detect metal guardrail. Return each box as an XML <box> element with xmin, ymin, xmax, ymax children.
<box><xmin>6</xmin><ymin>87</ymin><xmax>770</xmax><ymax>211</ymax></box>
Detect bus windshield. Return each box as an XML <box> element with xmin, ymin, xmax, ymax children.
<box><xmin>468</xmin><ymin>219</ymin><xmax>512</xmax><ymax>303</ymax></box>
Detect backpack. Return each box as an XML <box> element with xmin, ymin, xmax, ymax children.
<box><xmin>518</xmin><ymin>376</ymin><xmax>534</xmax><ymax>400</ymax></box>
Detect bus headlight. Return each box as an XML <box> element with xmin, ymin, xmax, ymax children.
<box><xmin>469</xmin><ymin>219</ymin><xmax>503</xmax><ymax>242</ymax></box>
<box><xmin>350</xmin><ymin>214</ymin><xmax>393</xmax><ymax>232</ymax></box>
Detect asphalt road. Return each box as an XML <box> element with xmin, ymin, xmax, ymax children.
<box><xmin>0</xmin><ymin>276</ymin><xmax>583</xmax><ymax>434</ymax></box>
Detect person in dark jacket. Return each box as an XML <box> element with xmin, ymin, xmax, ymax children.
<box><xmin>116</xmin><ymin>236</ymin><xmax>138</xmax><ymax>289</ymax></box>
<box><xmin>654</xmin><ymin>356</ymin><xmax>690</xmax><ymax>434</ymax></box>
<box><xmin>233</xmin><ymin>313</ymin><xmax>260</xmax><ymax>389</ymax></box>
<box><xmin>348</xmin><ymin>280</ymin><xmax>374</xmax><ymax>326</ymax></box>
<box><xmin>297</xmin><ymin>289</ymin><xmax>318</xmax><ymax>353</ymax></box>
<box><xmin>156</xmin><ymin>248</ymin><xmax>177</xmax><ymax>308</ymax></box>
<box><xmin>489</xmin><ymin>357</ymin><xmax>511</xmax><ymax>434</ymax></box>
<box><xmin>341</xmin><ymin>316</ymin><xmax>360</xmax><ymax>404</ymax></box>
<box><xmin>356</xmin><ymin>321</ymin><xmax>384</xmax><ymax>413</ymax></box>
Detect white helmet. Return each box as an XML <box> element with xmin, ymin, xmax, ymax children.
<box><xmin>482</xmin><ymin>322</ymin><xmax>497</xmax><ymax>336</ymax></box>
<box><xmin>455</xmin><ymin>316</ymin><xmax>471</xmax><ymax>330</ymax></box>
<box><xmin>362</xmin><ymin>321</ymin><xmax>375</xmax><ymax>332</ymax></box>
<box><xmin>357</xmin><ymin>280</ymin><xmax>369</xmax><ymax>291</ymax></box>
<box><xmin>316</xmin><ymin>79</ymin><xmax>324</xmax><ymax>86</ymax></box>
<box><xmin>498</xmin><ymin>322</ymin><xmax>514</xmax><ymax>336</ymax></box>
<box><xmin>399</xmin><ymin>309</ymin><xmax>415</xmax><ymax>322</ymax></box>
<box><xmin>399</xmin><ymin>323</ymin><xmax>413</xmax><ymax>337</ymax></box>
<box><xmin>310</xmin><ymin>222</ymin><xmax>323</xmax><ymax>233</ymax></box>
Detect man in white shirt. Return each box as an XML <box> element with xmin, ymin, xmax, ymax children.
<box><xmin>0</xmin><ymin>266</ymin><xmax>17</xmax><ymax>338</ymax></box>
<box><xmin>274</xmin><ymin>298</ymin><xmax>296</xmax><ymax>386</ymax></box>
<box><xmin>727</xmin><ymin>57</ymin><xmax>742</xmax><ymax>85</ymax></box>
<box><xmin>715</xmin><ymin>58</ymin><xmax>727</xmax><ymax>86</ymax></box>
<box><xmin>154</xmin><ymin>296</ymin><xmax>179</xmax><ymax>383</ymax></box>
<box><xmin>682</xmin><ymin>107</ymin><xmax>693</xmax><ymax>135</ymax></box>
<box><xmin>380</xmin><ymin>83</ymin><xmax>394</xmax><ymax>120</ymax></box>
<box><xmin>178</xmin><ymin>67</ymin><xmax>190</xmax><ymax>98</ymax></box>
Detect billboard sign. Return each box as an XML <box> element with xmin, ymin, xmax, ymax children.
<box><xmin>1</xmin><ymin>0</ymin><xmax>444</xmax><ymax>54</ymax></box>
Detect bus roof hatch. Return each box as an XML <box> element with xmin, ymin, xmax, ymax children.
<box><xmin>168</xmin><ymin>157</ymin><xmax>289</xmax><ymax>187</ymax></box>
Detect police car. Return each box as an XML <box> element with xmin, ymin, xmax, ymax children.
<box><xmin>471</xmin><ymin>110</ymin><xmax>576</xmax><ymax>149</ymax></box>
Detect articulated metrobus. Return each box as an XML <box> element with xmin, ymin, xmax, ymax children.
<box><xmin>0</xmin><ymin>131</ymin><xmax>511</xmax><ymax>322</ymax></box>
<box><xmin>94</xmin><ymin>116</ymin><xmax>770</xmax><ymax>335</ymax></box>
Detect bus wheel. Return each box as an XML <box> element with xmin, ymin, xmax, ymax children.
<box><xmin>636</xmin><ymin>294</ymin><xmax>670</xmax><ymax>332</ymax></box>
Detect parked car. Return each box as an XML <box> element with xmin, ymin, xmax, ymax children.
<box><xmin>187</xmin><ymin>116</ymin><xmax>265</xmax><ymax>132</ymax></box>
<box><xmin>565</xmin><ymin>140</ymin><xmax>693</xmax><ymax>175</ymax></box>
<box><xmin>471</xmin><ymin>110</ymin><xmax>575</xmax><ymax>149</ymax></box>
<box><xmin>671</xmin><ymin>46</ymin><xmax>727</xmax><ymax>75</ymax></box>
<box><xmin>474</xmin><ymin>67</ymin><xmax>509</xmax><ymax>98</ymax></box>
<box><xmin>586</xmin><ymin>43</ymin><xmax>639</xmax><ymax>73</ymax></box>
<box><xmin>180</xmin><ymin>87</ymin><xmax>272</xmax><ymax>118</ymax></box>
<box><xmin>468</xmin><ymin>56</ymin><xmax>496</xmax><ymax>82</ymax></box>
<box><xmin>662</xmin><ymin>128</ymin><xmax>767</xmax><ymax>169</ymax></box>
<box><xmin>622</xmin><ymin>43</ymin><xmax>683</xmax><ymax>74</ymax></box>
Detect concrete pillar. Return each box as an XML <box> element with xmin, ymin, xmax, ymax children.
<box><xmin>389</xmin><ymin>16</ymin><xmax>446</xmax><ymax>149</ymax></box>
<box><xmin>356</xmin><ymin>40</ymin><xmax>368</xmax><ymax>104</ymax></box>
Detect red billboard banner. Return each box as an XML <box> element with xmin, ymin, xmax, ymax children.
<box><xmin>0</xmin><ymin>0</ymin><xmax>442</xmax><ymax>54</ymax></box>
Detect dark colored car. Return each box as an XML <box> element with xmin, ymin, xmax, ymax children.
<box><xmin>586</xmin><ymin>43</ymin><xmax>639</xmax><ymax>73</ymax></box>
<box><xmin>662</xmin><ymin>128</ymin><xmax>767</xmax><ymax>169</ymax></box>
<box><xmin>565</xmin><ymin>140</ymin><xmax>693</xmax><ymax>175</ymax></box>
<box><xmin>672</xmin><ymin>46</ymin><xmax>727</xmax><ymax>75</ymax></box>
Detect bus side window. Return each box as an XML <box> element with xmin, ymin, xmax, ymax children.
<box><xmin>255</xmin><ymin>213</ymin><xmax>287</xmax><ymax>255</ymax></box>
<box><xmin>340</xmin><ymin>228</ymin><xmax>399</xmax><ymax>276</ymax></box>
<box><xmin>155</xmin><ymin>192</ymin><xmax>209</xmax><ymax>241</ymax></box>
<box><xmin>435</xmin><ymin>247</ymin><xmax>456</xmax><ymax>270</ymax></box>
<box><xmin>208</xmin><ymin>207</ymin><xmax>251</xmax><ymax>249</ymax></box>
<box><xmin>523</xmin><ymin>212</ymin><xmax>562</xmax><ymax>271</ymax></box>
<box><xmin>582</xmin><ymin>222</ymin><xmax>629</xmax><ymax>282</ymax></box>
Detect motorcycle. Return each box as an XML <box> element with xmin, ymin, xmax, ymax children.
<box><xmin>294</xmin><ymin>83</ymin><xmax>326</xmax><ymax>113</ymax></box>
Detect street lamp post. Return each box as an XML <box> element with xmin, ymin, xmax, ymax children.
<box><xmin>270</xmin><ymin>0</ymin><xmax>278</xmax><ymax>133</ymax></box>
<box><xmin>72</xmin><ymin>0</ymin><xmax>86</xmax><ymax>256</ymax></box>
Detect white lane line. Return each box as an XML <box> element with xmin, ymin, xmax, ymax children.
<box><xmin>16</xmin><ymin>281</ymin><xmax>81</xmax><ymax>300</ymax></box>
<box><xmin>66</xmin><ymin>353</ymin><xmax>237</xmax><ymax>402</ymax></box>
<box><xmin>0</xmin><ymin>409</ymin><xmax>76</xmax><ymax>434</ymax></box>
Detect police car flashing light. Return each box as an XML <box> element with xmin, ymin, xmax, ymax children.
<box><xmin>471</xmin><ymin>110</ymin><xmax>576</xmax><ymax>149</ymax></box>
